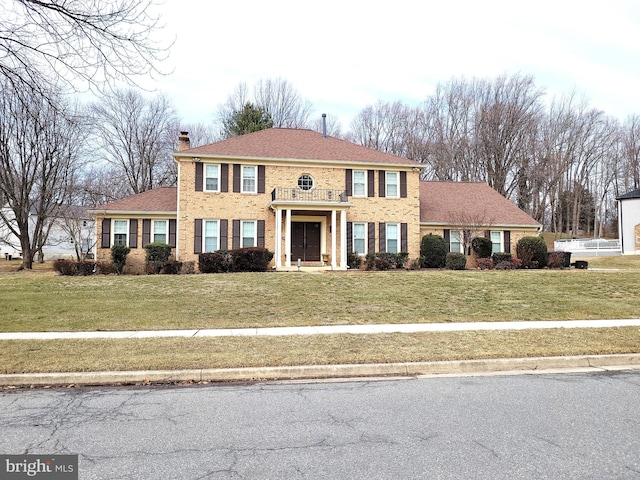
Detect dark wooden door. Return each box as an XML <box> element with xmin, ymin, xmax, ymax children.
<box><xmin>291</xmin><ymin>222</ymin><xmax>321</xmax><ymax>261</ymax></box>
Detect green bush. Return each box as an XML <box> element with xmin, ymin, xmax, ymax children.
<box><xmin>445</xmin><ymin>252</ymin><xmax>467</xmax><ymax>270</ymax></box>
<box><xmin>492</xmin><ymin>252</ymin><xmax>512</xmax><ymax>265</ymax></box>
<box><xmin>198</xmin><ymin>251</ymin><xmax>233</xmax><ymax>273</ymax></box>
<box><xmin>471</xmin><ymin>237</ymin><xmax>493</xmax><ymax>258</ymax></box>
<box><xmin>347</xmin><ymin>252</ymin><xmax>362</xmax><ymax>270</ymax></box>
<box><xmin>375</xmin><ymin>252</ymin><xmax>408</xmax><ymax>269</ymax></box>
<box><xmin>420</xmin><ymin>234</ymin><xmax>447</xmax><ymax>268</ymax></box>
<box><xmin>516</xmin><ymin>236</ymin><xmax>548</xmax><ymax>269</ymax></box>
<box><xmin>374</xmin><ymin>257</ymin><xmax>392</xmax><ymax>270</ymax></box>
<box><xmin>95</xmin><ymin>261</ymin><xmax>117</xmax><ymax>275</ymax></box>
<box><xmin>144</xmin><ymin>242</ymin><xmax>173</xmax><ymax>274</ymax></box>
<box><xmin>160</xmin><ymin>260</ymin><xmax>183</xmax><ymax>274</ymax></box>
<box><xmin>231</xmin><ymin>247</ymin><xmax>274</xmax><ymax>272</ymax></box>
<box><xmin>110</xmin><ymin>245</ymin><xmax>130</xmax><ymax>274</ymax></box>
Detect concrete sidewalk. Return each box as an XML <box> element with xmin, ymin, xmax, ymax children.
<box><xmin>2</xmin><ymin>319</ymin><xmax>640</xmax><ymax>387</ymax></box>
<box><xmin>2</xmin><ymin>318</ymin><xmax>640</xmax><ymax>340</ymax></box>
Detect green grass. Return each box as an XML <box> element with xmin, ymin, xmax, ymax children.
<box><xmin>1</xmin><ymin>268</ymin><xmax>640</xmax><ymax>332</ymax></box>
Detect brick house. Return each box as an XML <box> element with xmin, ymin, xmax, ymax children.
<box><xmin>90</xmin><ymin>128</ymin><xmax>540</xmax><ymax>272</ymax></box>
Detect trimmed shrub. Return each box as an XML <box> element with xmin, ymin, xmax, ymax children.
<box><xmin>492</xmin><ymin>252</ymin><xmax>512</xmax><ymax>265</ymax></box>
<box><xmin>476</xmin><ymin>258</ymin><xmax>494</xmax><ymax>270</ymax></box>
<box><xmin>161</xmin><ymin>260</ymin><xmax>183</xmax><ymax>274</ymax></box>
<box><xmin>445</xmin><ymin>252</ymin><xmax>467</xmax><ymax>270</ymax></box>
<box><xmin>181</xmin><ymin>261</ymin><xmax>195</xmax><ymax>275</ymax></box>
<box><xmin>231</xmin><ymin>247</ymin><xmax>274</xmax><ymax>272</ymax></box>
<box><xmin>376</xmin><ymin>252</ymin><xmax>408</xmax><ymax>269</ymax></box>
<box><xmin>516</xmin><ymin>236</ymin><xmax>548</xmax><ymax>269</ymax></box>
<box><xmin>95</xmin><ymin>262</ymin><xmax>117</xmax><ymax>275</ymax></box>
<box><xmin>144</xmin><ymin>242</ymin><xmax>172</xmax><ymax>274</ymax></box>
<box><xmin>495</xmin><ymin>258</ymin><xmax>522</xmax><ymax>270</ymax></box>
<box><xmin>374</xmin><ymin>257</ymin><xmax>392</xmax><ymax>270</ymax></box>
<box><xmin>420</xmin><ymin>234</ymin><xmax>447</xmax><ymax>268</ymax></box>
<box><xmin>407</xmin><ymin>258</ymin><xmax>422</xmax><ymax>270</ymax></box>
<box><xmin>76</xmin><ymin>261</ymin><xmax>96</xmax><ymax>276</ymax></box>
<box><xmin>547</xmin><ymin>251</ymin><xmax>567</xmax><ymax>269</ymax></box>
<box><xmin>471</xmin><ymin>237</ymin><xmax>493</xmax><ymax>259</ymax></box>
<box><xmin>347</xmin><ymin>252</ymin><xmax>362</xmax><ymax>270</ymax></box>
<box><xmin>199</xmin><ymin>250</ymin><xmax>232</xmax><ymax>273</ymax></box>
<box><xmin>111</xmin><ymin>245</ymin><xmax>130</xmax><ymax>274</ymax></box>
<box><xmin>53</xmin><ymin>259</ymin><xmax>77</xmax><ymax>276</ymax></box>
<box><xmin>364</xmin><ymin>253</ymin><xmax>376</xmax><ymax>271</ymax></box>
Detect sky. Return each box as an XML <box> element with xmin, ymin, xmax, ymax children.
<box><xmin>142</xmin><ymin>0</ymin><xmax>640</xmax><ymax>131</ymax></box>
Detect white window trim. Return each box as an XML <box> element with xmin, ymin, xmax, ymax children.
<box><xmin>490</xmin><ymin>231</ymin><xmax>503</xmax><ymax>254</ymax></box>
<box><xmin>352</xmin><ymin>170</ymin><xmax>367</xmax><ymax>197</ymax></box>
<box><xmin>241</xmin><ymin>220</ymin><xmax>257</xmax><ymax>248</ymax></box>
<box><xmin>204</xmin><ymin>164</ymin><xmax>220</xmax><ymax>192</ymax></box>
<box><xmin>241</xmin><ymin>165</ymin><xmax>257</xmax><ymax>194</ymax></box>
<box><xmin>385</xmin><ymin>171</ymin><xmax>399</xmax><ymax>198</ymax></box>
<box><xmin>203</xmin><ymin>219</ymin><xmax>220</xmax><ymax>253</ymax></box>
<box><xmin>152</xmin><ymin>220</ymin><xmax>169</xmax><ymax>244</ymax></box>
<box><xmin>352</xmin><ymin>222</ymin><xmax>367</xmax><ymax>255</ymax></box>
<box><xmin>112</xmin><ymin>219</ymin><xmax>129</xmax><ymax>247</ymax></box>
<box><xmin>450</xmin><ymin>230</ymin><xmax>463</xmax><ymax>254</ymax></box>
<box><xmin>386</xmin><ymin>223</ymin><xmax>400</xmax><ymax>253</ymax></box>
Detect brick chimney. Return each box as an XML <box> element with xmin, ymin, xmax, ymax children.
<box><xmin>178</xmin><ymin>131</ymin><xmax>190</xmax><ymax>151</ymax></box>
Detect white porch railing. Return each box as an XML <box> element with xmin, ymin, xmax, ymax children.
<box><xmin>554</xmin><ymin>238</ymin><xmax>621</xmax><ymax>256</ymax></box>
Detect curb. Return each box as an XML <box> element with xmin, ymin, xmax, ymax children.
<box><xmin>2</xmin><ymin>354</ymin><xmax>640</xmax><ymax>387</ymax></box>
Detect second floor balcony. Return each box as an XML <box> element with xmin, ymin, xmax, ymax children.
<box><xmin>271</xmin><ymin>187</ymin><xmax>348</xmax><ymax>204</ymax></box>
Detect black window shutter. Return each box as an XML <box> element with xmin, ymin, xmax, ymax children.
<box><xmin>368</xmin><ymin>170</ymin><xmax>375</xmax><ymax>197</ymax></box>
<box><xmin>220</xmin><ymin>219</ymin><xmax>228</xmax><ymax>250</ymax></box>
<box><xmin>400</xmin><ymin>171</ymin><xmax>407</xmax><ymax>198</ymax></box>
<box><xmin>345</xmin><ymin>169</ymin><xmax>352</xmax><ymax>197</ymax></box>
<box><xmin>504</xmin><ymin>230</ymin><xmax>511</xmax><ymax>253</ymax></box>
<box><xmin>232</xmin><ymin>220</ymin><xmax>240</xmax><ymax>249</ymax></box>
<box><xmin>401</xmin><ymin>223</ymin><xmax>408</xmax><ymax>252</ymax></box>
<box><xmin>142</xmin><ymin>219</ymin><xmax>151</xmax><ymax>246</ymax></box>
<box><xmin>257</xmin><ymin>220</ymin><xmax>265</xmax><ymax>247</ymax></box>
<box><xmin>195</xmin><ymin>162</ymin><xmax>203</xmax><ymax>192</ymax></box>
<box><xmin>378</xmin><ymin>170</ymin><xmax>386</xmax><ymax>197</ymax></box>
<box><xmin>221</xmin><ymin>164</ymin><xmax>229</xmax><ymax>192</ymax></box>
<box><xmin>484</xmin><ymin>230</ymin><xmax>491</xmax><ymax>238</ymax></box>
<box><xmin>379</xmin><ymin>222</ymin><xmax>386</xmax><ymax>252</ymax></box>
<box><xmin>258</xmin><ymin>165</ymin><xmax>265</xmax><ymax>194</ymax></box>
<box><xmin>129</xmin><ymin>219</ymin><xmax>138</xmax><ymax>248</ymax></box>
<box><xmin>233</xmin><ymin>164</ymin><xmax>241</xmax><ymax>193</ymax></box>
<box><xmin>368</xmin><ymin>222</ymin><xmax>376</xmax><ymax>253</ymax></box>
<box><xmin>101</xmin><ymin>218</ymin><xmax>111</xmax><ymax>248</ymax></box>
<box><xmin>169</xmin><ymin>219</ymin><xmax>177</xmax><ymax>248</ymax></box>
<box><xmin>443</xmin><ymin>229</ymin><xmax>451</xmax><ymax>252</ymax></box>
<box><xmin>194</xmin><ymin>219</ymin><xmax>202</xmax><ymax>254</ymax></box>
<box><xmin>346</xmin><ymin>222</ymin><xmax>353</xmax><ymax>252</ymax></box>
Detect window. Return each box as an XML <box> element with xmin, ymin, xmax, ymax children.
<box><xmin>205</xmin><ymin>164</ymin><xmax>219</xmax><ymax>192</ymax></box>
<box><xmin>450</xmin><ymin>231</ymin><xmax>463</xmax><ymax>253</ymax></box>
<box><xmin>241</xmin><ymin>221</ymin><xmax>256</xmax><ymax>248</ymax></box>
<box><xmin>242</xmin><ymin>166</ymin><xmax>257</xmax><ymax>193</ymax></box>
<box><xmin>386</xmin><ymin>172</ymin><xmax>399</xmax><ymax>198</ymax></box>
<box><xmin>204</xmin><ymin>220</ymin><xmax>219</xmax><ymax>252</ymax></box>
<box><xmin>386</xmin><ymin>223</ymin><xmax>399</xmax><ymax>253</ymax></box>
<box><xmin>353</xmin><ymin>223</ymin><xmax>366</xmax><ymax>254</ymax></box>
<box><xmin>353</xmin><ymin>170</ymin><xmax>366</xmax><ymax>196</ymax></box>
<box><xmin>153</xmin><ymin>220</ymin><xmax>168</xmax><ymax>243</ymax></box>
<box><xmin>490</xmin><ymin>231</ymin><xmax>502</xmax><ymax>254</ymax></box>
<box><xmin>113</xmin><ymin>220</ymin><xmax>128</xmax><ymax>246</ymax></box>
<box><xmin>298</xmin><ymin>174</ymin><xmax>314</xmax><ymax>191</ymax></box>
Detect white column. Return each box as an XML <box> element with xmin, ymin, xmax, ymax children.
<box><xmin>331</xmin><ymin>209</ymin><xmax>337</xmax><ymax>268</ymax></box>
<box><xmin>275</xmin><ymin>208</ymin><xmax>282</xmax><ymax>268</ymax></box>
<box><xmin>285</xmin><ymin>209</ymin><xmax>292</xmax><ymax>268</ymax></box>
<box><xmin>340</xmin><ymin>209</ymin><xmax>347</xmax><ymax>269</ymax></box>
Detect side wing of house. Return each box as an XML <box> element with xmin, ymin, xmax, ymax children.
<box><xmin>618</xmin><ymin>194</ymin><xmax>640</xmax><ymax>254</ymax></box>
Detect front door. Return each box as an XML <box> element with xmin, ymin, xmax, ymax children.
<box><xmin>291</xmin><ymin>222</ymin><xmax>321</xmax><ymax>262</ymax></box>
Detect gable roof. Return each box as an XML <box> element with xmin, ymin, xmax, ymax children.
<box><xmin>89</xmin><ymin>187</ymin><xmax>177</xmax><ymax>214</ymax></box>
<box><xmin>617</xmin><ymin>188</ymin><xmax>640</xmax><ymax>200</ymax></box>
<box><xmin>420</xmin><ymin>181</ymin><xmax>540</xmax><ymax>227</ymax></box>
<box><xmin>177</xmin><ymin>128</ymin><xmax>420</xmax><ymax>167</ymax></box>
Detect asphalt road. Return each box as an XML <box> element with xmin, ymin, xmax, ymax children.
<box><xmin>1</xmin><ymin>371</ymin><xmax>640</xmax><ymax>479</ymax></box>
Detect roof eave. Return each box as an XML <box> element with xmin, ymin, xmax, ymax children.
<box><xmin>87</xmin><ymin>210</ymin><xmax>177</xmax><ymax>217</ymax></box>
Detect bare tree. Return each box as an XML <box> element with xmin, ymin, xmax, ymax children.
<box><xmin>0</xmin><ymin>81</ymin><xmax>84</xmax><ymax>269</ymax></box>
<box><xmin>90</xmin><ymin>89</ymin><xmax>179</xmax><ymax>195</ymax></box>
<box><xmin>348</xmin><ymin>100</ymin><xmax>415</xmax><ymax>156</ymax></box>
<box><xmin>216</xmin><ymin>78</ymin><xmax>314</xmax><ymax>137</ymax></box>
<box><xmin>0</xmin><ymin>0</ymin><xmax>170</xmax><ymax>100</ymax></box>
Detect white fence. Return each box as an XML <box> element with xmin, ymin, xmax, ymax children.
<box><xmin>553</xmin><ymin>239</ymin><xmax>621</xmax><ymax>256</ymax></box>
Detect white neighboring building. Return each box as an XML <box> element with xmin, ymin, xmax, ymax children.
<box><xmin>617</xmin><ymin>189</ymin><xmax>640</xmax><ymax>255</ymax></box>
<box><xmin>0</xmin><ymin>206</ymin><xmax>95</xmax><ymax>260</ymax></box>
